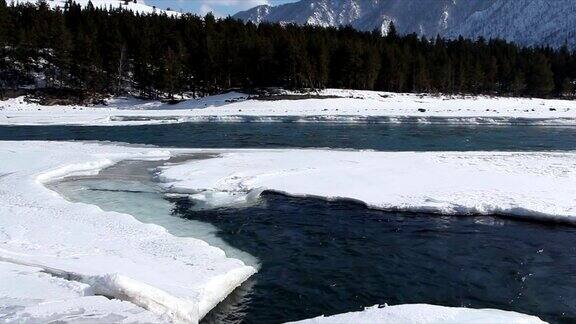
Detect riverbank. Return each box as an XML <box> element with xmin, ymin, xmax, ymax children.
<box><xmin>1</xmin><ymin>89</ymin><xmax>576</xmax><ymax>126</ymax></box>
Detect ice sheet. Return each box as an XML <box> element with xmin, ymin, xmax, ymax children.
<box><xmin>288</xmin><ymin>304</ymin><xmax>546</xmax><ymax>324</ymax></box>
<box><xmin>159</xmin><ymin>149</ymin><xmax>576</xmax><ymax>222</ymax></box>
<box><xmin>0</xmin><ymin>141</ymin><xmax>256</xmax><ymax>323</ymax></box>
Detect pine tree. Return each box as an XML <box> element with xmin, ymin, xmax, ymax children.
<box><xmin>2</xmin><ymin>0</ymin><xmax>576</xmax><ymax>99</ymax></box>
<box><xmin>559</xmin><ymin>77</ymin><xmax>575</xmax><ymax>97</ymax></box>
<box><xmin>411</xmin><ymin>53</ymin><xmax>430</xmax><ymax>92</ymax></box>
<box><xmin>0</xmin><ymin>0</ymin><xmax>8</xmax><ymax>45</ymax></box>
<box><xmin>385</xmin><ymin>22</ymin><xmax>398</xmax><ymax>40</ymax></box>
<box><xmin>511</xmin><ymin>71</ymin><xmax>527</xmax><ymax>96</ymax></box>
<box><xmin>526</xmin><ymin>53</ymin><xmax>554</xmax><ymax>97</ymax></box>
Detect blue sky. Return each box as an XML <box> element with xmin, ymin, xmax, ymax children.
<box><xmin>146</xmin><ymin>0</ymin><xmax>297</xmax><ymax>17</ymax></box>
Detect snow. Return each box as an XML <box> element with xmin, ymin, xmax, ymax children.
<box><xmin>0</xmin><ymin>261</ymin><xmax>164</xmax><ymax>323</ymax></box>
<box><xmin>12</xmin><ymin>0</ymin><xmax>180</xmax><ymax>16</ymax></box>
<box><xmin>235</xmin><ymin>0</ymin><xmax>576</xmax><ymax>48</ymax></box>
<box><xmin>159</xmin><ymin>149</ymin><xmax>576</xmax><ymax>223</ymax></box>
<box><xmin>1</xmin><ymin>89</ymin><xmax>576</xmax><ymax>126</ymax></box>
<box><xmin>288</xmin><ymin>304</ymin><xmax>546</xmax><ymax>324</ymax></box>
<box><xmin>445</xmin><ymin>0</ymin><xmax>576</xmax><ymax>49</ymax></box>
<box><xmin>0</xmin><ymin>141</ymin><xmax>256</xmax><ymax>323</ymax></box>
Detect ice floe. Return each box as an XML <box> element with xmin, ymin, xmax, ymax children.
<box><xmin>0</xmin><ymin>261</ymin><xmax>166</xmax><ymax>323</ymax></box>
<box><xmin>159</xmin><ymin>149</ymin><xmax>576</xmax><ymax>223</ymax></box>
<box><xmin>0</xmin><ymin>141</ymin><xmax>256</xmax><ymax>323</ymax></box>
<box><xmin>288</xmin><ymin>304</ymin><xmax>546</xmax><ymax>324</ymax></box>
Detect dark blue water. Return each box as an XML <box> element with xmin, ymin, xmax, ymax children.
<box><xmin>1</xmin><ymin>123</ymin><xmax>576</xmax><ymax>150</ymax></box>
<box><xmin>180</xmin><ymin>194</ymin><xmax>576</xmax><ymax>324</ymax></box>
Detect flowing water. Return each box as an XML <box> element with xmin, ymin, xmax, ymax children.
<box><xmin>5</xmin><ymin>123</ymin><xmax>576</xmax><ymax>323</ymax></box>
<box><xmin>188</xmin><ymin>194</ymin><xmax>576</xmax><ymax>324</ymax></box>
<box><xmin>1</xmin><ymin>123</ymin><xmax>576</xmax><ymax>151</ymax></box>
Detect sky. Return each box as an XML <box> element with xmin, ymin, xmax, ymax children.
<box><xmin>146</xmin><ymin>0</ymin><xmax>298</xmax><ymax>17</ymax></box>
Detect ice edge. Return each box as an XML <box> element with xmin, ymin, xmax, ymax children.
<box><xmin>6</xmin><ymin>150</ymin><xmax>256</xmax><ymax>324</ymax></box>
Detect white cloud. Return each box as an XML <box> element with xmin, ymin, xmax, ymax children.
<box><xmin>199</xmin><ymin>4</ymin><xmax>218</xmax><ymax>16</ymax></box>
<box><xmin>173</xmin><ymin>0</ymin><xmax>272</xmax><ymax>17</ymax></box>
<box><xmin>195</xmin><ymin>0</ymin><xmax>269</xmax><ymax>12</ymax></box>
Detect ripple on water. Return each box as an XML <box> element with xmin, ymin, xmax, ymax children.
<box><xmin>175</xmin><ymin>193</ymin><xmax>576</xmax><ymax>324</ymax></box>
<box><xmin>2</xmin><ymin>123</ymin><xmax>576</xmax><ymax>151</ymax></box>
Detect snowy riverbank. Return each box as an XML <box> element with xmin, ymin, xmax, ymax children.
<box><xmin>159</xmin><ymin>149</ymin><xmax>576</xmax><ymax>223</ymax></box>
<box><xmin>0</xmin><ymin>142</ymin><xmax>255</xmax><ymax>323</ymax></box>
<box><xmin>1</xmin><ymin>89</ymin><xmax>576</xmax><ymax>126</ymax></box>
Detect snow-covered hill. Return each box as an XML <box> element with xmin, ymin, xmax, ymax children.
<box><xmin>234</xmin><ymin>0</ymin><xmax>576</xmax><ymax>48</ymax></box>
<box><xmin>12</xmin><ymin>0</ymin><xmax>180</xmax><ymax>15</ymax></box>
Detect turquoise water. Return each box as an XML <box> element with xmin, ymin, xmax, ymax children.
<box><xmin>1</xmin><ymin>123</ymin><xmax>576</xmax><ymax>151</ymax></box>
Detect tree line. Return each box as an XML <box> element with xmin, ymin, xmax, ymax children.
<box><xmin>1</xmin><ymin>0</ymin><xmax>576</xmax><ymax>100</ymax></box>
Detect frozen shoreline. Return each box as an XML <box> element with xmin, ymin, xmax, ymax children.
<box><xmin>159</xmin><ymin>149</ymin><xmax>576</xmax><ymax>223</ymax></box>
<box><xmin>2</xmin><ymin>89</ymin><xmax>576</xmax><ymax>126</ymax></box>
<box><xmin>0</xmin><ymin>141</ymin><xmax>256</xmax><ymax>323</ymax></box>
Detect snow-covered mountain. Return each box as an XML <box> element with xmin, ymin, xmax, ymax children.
<box><xmin>445</xmin><ymin>0</ymin><xmax>576</xmax><ymax>49</ymax></box>
<box><xmin>12</xmin><ymin>0</ymin><xmax>180</xmax><ymax>15</ymax></box>
<box><xmin>234</xmin><ymin>0</ymin><xmax>576</xmax><ymax>48</ymax></box>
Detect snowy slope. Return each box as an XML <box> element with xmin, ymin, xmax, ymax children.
<box><xmin>289</xmin><ymin>304</ymin><xmax>546</xmax><ymax>324</ymax></box>
<box><xmin>159</xmin><ymin>149</ymin><xmax>576</xmax><ymax>223</ymax></box>
<box><xmin>235</xmin><ymin>0</ymin><xmax>576</xmax><ymax>48</ymax></box>
<box><xmin>12</xmin><ymin>0</ymin><xmax>180</xmax><ymax>15</ymax></box>
<box><xmin>2</xmin><ymin>89</ymin><xmax>576</xmax><ymax>126</ymax></box>
<box><xmin>0</xmin><ymin>141</ymin><xmax>255</xmax><ymax>323</ymax></box>
<box><xmin>235</xmin><ymin>0</ymin><xmax>388</xmax><ymax>31</ymax></box>
<box><xmin>445</xmin><ymin>0</ymin><xmax>576</xmax><ymax>49</ymax></box>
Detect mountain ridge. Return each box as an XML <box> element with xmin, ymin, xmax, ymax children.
<box><xmin>234</xmin><ymin>0</ymin><xmax>576</xmax><ymax>48</ymax></box>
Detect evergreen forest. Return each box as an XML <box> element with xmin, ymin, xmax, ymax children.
<box><xmin>1</xmin><ymin>0</ymin><xmax>576</xmax><ymax>100</ymax></box>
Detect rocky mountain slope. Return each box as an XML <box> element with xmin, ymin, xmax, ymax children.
<box><xmin>234</xmin><ymin>0</ymin><xmax>576</xmax><ymax>48</ymax></box>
